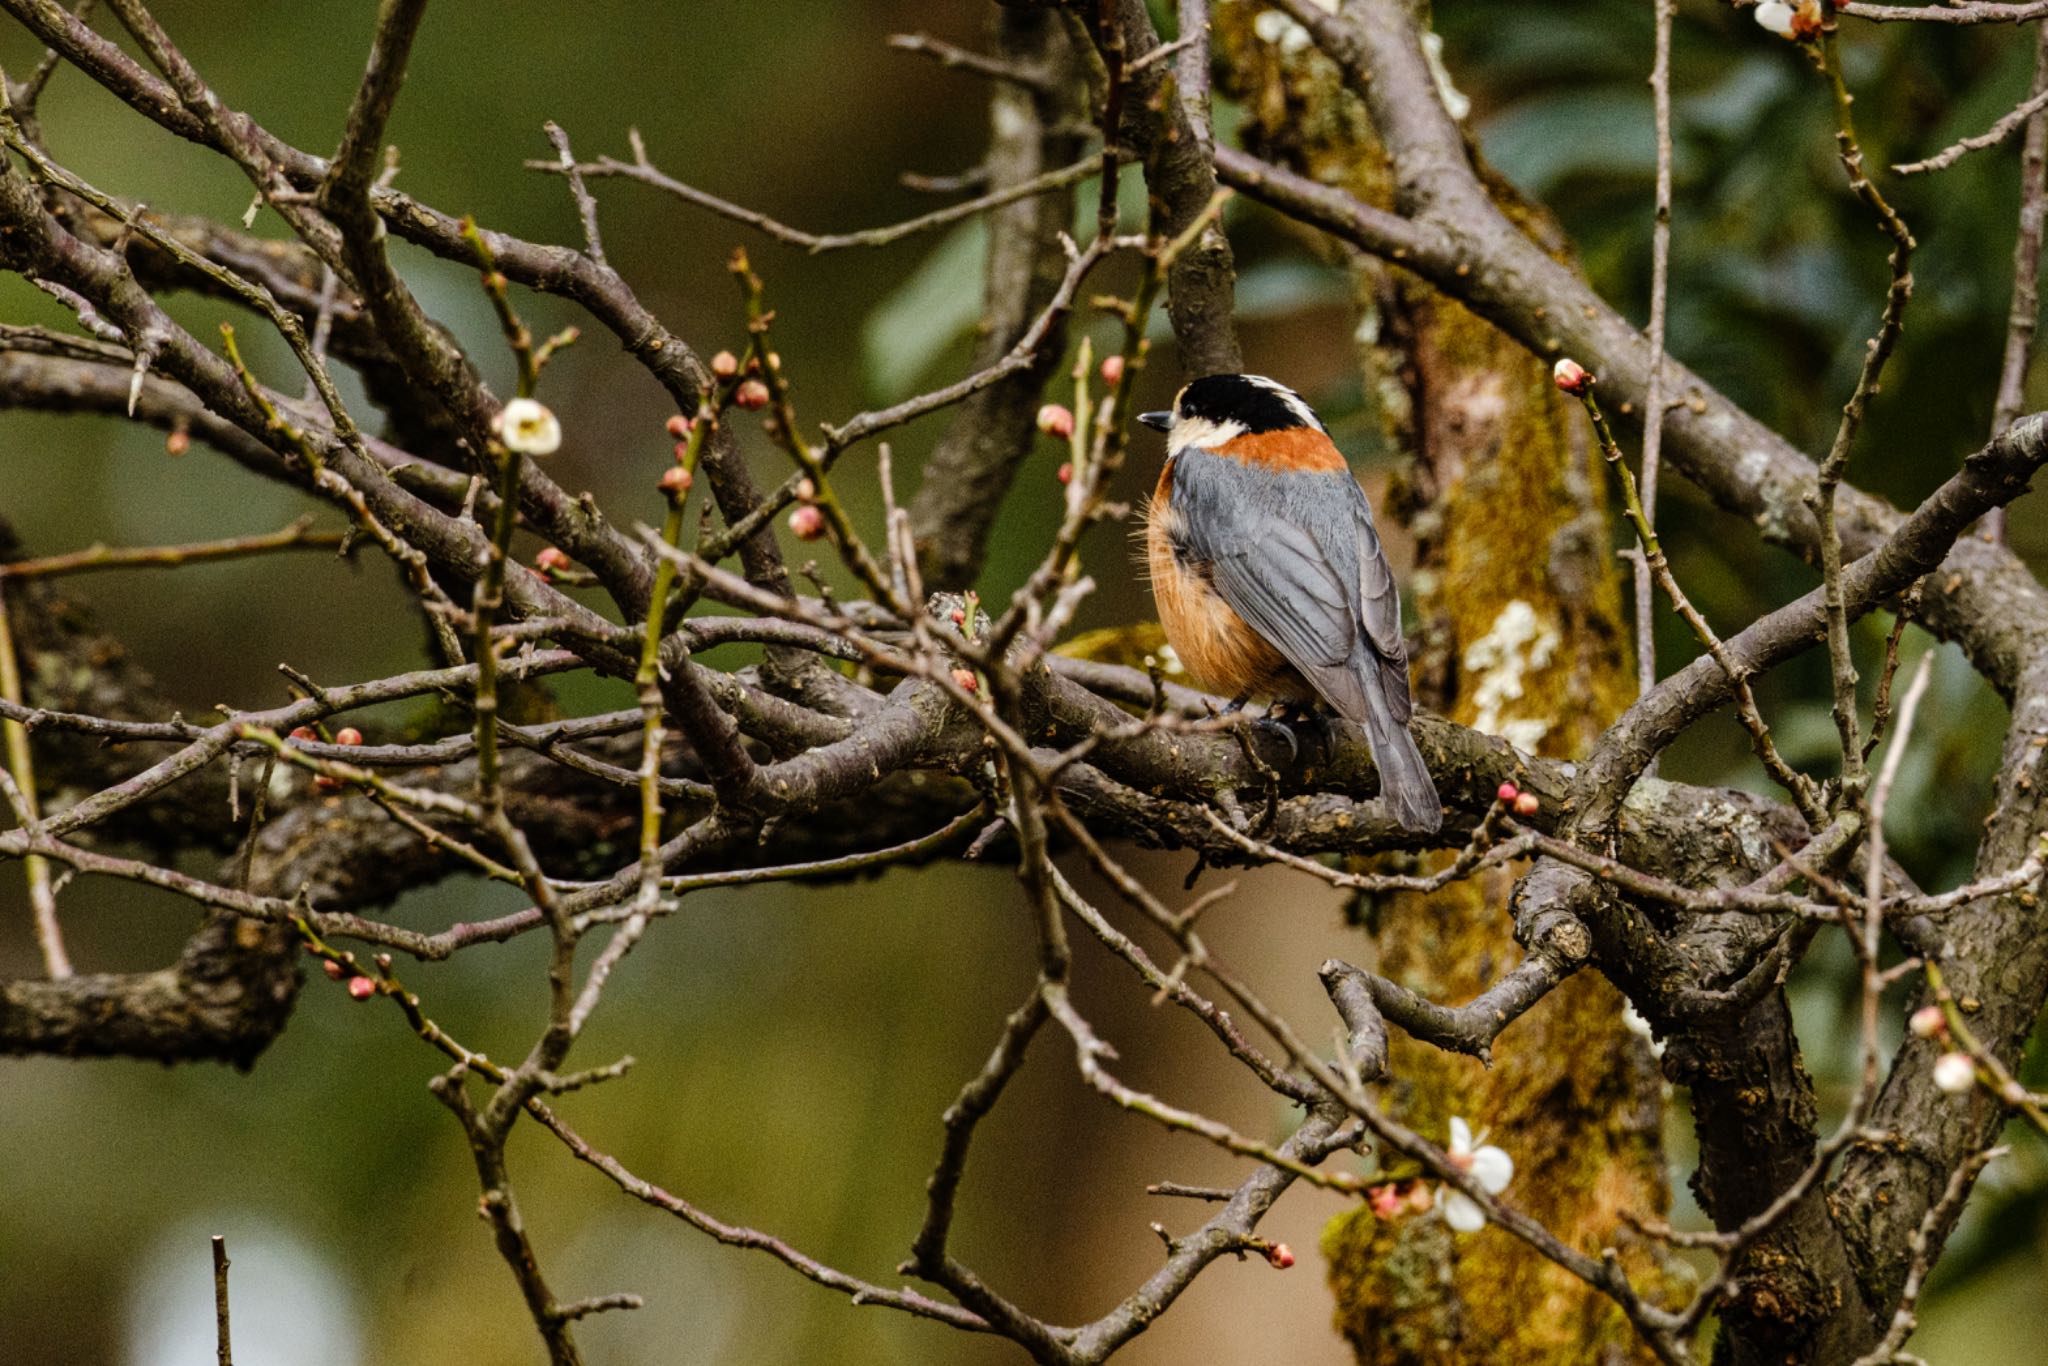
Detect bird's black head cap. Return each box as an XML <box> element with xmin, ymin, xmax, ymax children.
<box><xmin>1173</xmin><ymin>374</ymin><xmax>1324</xmax><ymax>434</ymax></box>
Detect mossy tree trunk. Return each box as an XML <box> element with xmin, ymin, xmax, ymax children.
<box><xmin>1216</xmin><ymin>18</ymin><xmax>1678</xmax><ymax>1363</ymax></box>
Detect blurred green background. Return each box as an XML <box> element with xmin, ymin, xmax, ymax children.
<box><xmin>2</xmin><ymin>2</ymin><xmax>2045</xmax><ymax>1361</ymax></box>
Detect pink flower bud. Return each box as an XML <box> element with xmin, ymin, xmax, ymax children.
<box><xmin>288</xmin><ymin>726</ymin><xmax>316</xmax><ymax>743</ymax></box>
<box><xmin>710</xmin><ymin>350</ymin><xmax>740</xmax><ymax>379</ymax></box>
<box><xmin>1513</xmin><ymin>792</ymin><xmax>1540</xmax><ymax>818</ymax></box>
<box><xmin>1264</xmin><ymin>1242</ymin><xmax>1295</xmax><ymax>1270</ymax></box>
<box><xmin>333</xmin><ymin>727</ymin><xmax>363</xmax><ymax>747</ymax></box>
<box><xmin>322</xmin><ymin>959</ymin><xmax>346</xmax><ymax>981</ymax></box>
<box><xmin>314</xmin><ymin>775</ymin><xmax>343</xmax><ymax>793</ymax></box>
<box><xmin>795</xmin><ymin>478</ymin><xmax>816</xmax><ymax>501</ymax></box>
<box><xmin>787</xmin><ymin>505</ymin><xmax>827</xmax><ymax>541</ymax></box>
<box><xmin>951</xmin><ymin>668</ymin><xmax>979</xmax><ymax>694</ymax></box>
<box><xmin>734</xmin><ymin>379</ymin><xmax>771</xmax><ymax>410</ymax></box>
<box><xmin>1367</xmin><ymin>1184</ymin><xmax>1404</xmax><ymax>1219</ymax></box>
<box><xmin>1496</xmin><ymin>782</ymin><xmax>1519</xmax><ymax>804</ymax></box>
<box><xmin>1100</xmin><ymin>354</ymin><xmax>1126</xmax><ymax>386</ymax></box>
<box><xmin>659</xmin><ymin>466</ymin><xmax>693</xmax><ymax>498</ymax></box>
<box><xmin>1057</xmin><ymin>462</ymin><xmax>1074</xmax><ymax>485</ymax></box>
<box><xmin>346</xmin><ymin>975</ymin><xmax>376</xmax><ymax>1001</ymax></box>
<box><xmin>665</xmin><ymin>414</ymin><xmax>692</xmax><ymax>439</ymax></box>
<box><xmin>1909</xmin><ymin>1005</ymin><xmax>1947</xmax><ymax>1040</ymax></box>
<box><xmin>1552</xmin><ymin>358</ymin><xmax>1593</xmax><ymax>395</ymax></box>
<box><xmin>535</xmin><ymin>547</ymin><xmax>570</xmax><ymax>575</ymax></box>
<box><xmin>165</xmin><ymin>429</ymin><xmax>191</xmax><ymax>457</ymax></box>
<box><xmin>1036</xmin><ymin>404</ymin><xmax>1075</xmax><ymax>439</ymax></box>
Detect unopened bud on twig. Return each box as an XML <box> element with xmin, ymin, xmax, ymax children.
<box><xmin>951</xmin><ymin>667</ymin><xmax>979</xmax><ymax>694</ymax></box>
<box><xmin>711</xmin><ymin>350</ymin><xmax>740</xmax><ymax>379</ymax></box>
<box><xmin>787</xmin><ymin>504</ymin><xmax>826</xmax><ymax>541</ymax></box>
<box><xmin>346</xmin><ymin>975</ymin><xmax>377</xmax><ymax>1001</ymax></box>
<box><xmin>1552</xmin><ymin>358</ymin><xmax>1593</xmax><ymax>395</ymax></box>
<box><xmin>1932</xmin><ymin>1051</ymin><xmax>1977</xmax><ymax>1095</ymax></box>
<box><xmin>666</xmin><ymin>414</ymin><xmax>693</xmax><ymax>440</ymax></box>
<box><xmin>659</xmin><ymin>466</ymin><xmax>692</xmax><ymax>498</ymax></box>
<box><xmin>734</xmin><ymin>379</ymin><xmax>771</xmax><ymax>410</ymax></box>
<box><xmin>535</xmin><ymin>547</ymin><xmax>571</xmax><ymax>576</ymax></box>
<box><xmin>1513</xmin><ymin>792</ymin><xmax>1540</xmax><ymax>818</ymax></box>
<box><xmin>1100</xmin><ymin>354</ymin><xmax>1125</xmax><ymax>386</ymax></box>
<box><xmin>1037</xmin><ymin>404</ymin><xmax>1075</xmax><ymax>439</ymax></box>
<box><xmin>1908</xmin><ymin>1005</ymin><xmax>1947</xmax><ymax>1040</ymax></box>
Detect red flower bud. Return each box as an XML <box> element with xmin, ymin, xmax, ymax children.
<box><xmin>1100</xmin><ymin>354</ymin><xmax>1126</xmax><ymax>386</ymax></box>
<box><xmin>333</xmin><ymin>727</ymin><xmax>363</xmax><ymax>747</ymax></box>
<box><xmin>1264</xmin><ymin>1243</ymin><xmax>1295</xmax><ymax>1270</ymax></box>
<box><xmin>322</xmin><ymin>958</ymin><xmax>346</xmax><ymax>981</ymax></box>
<box><xmin>314</xmin><ymin>775</ymin><xmax>343</xmax><ymax>793</ymax></box>
<box><xmin>1513</xmin><ymin>792</ymin><xmax>1540</xmax><ymax>817</ymax></box>
<box><xmin>288</xmin><ymin>726</ymin><xmax>316</xmax><ymax>743</ymax></box>
<box><xmin>787</xmin><ymin>505</ymin><xmax>827</xmax><ymax>541</ymax></box>
<box><xmin>659</xmin><ymin>466</ymin><xmax>693</xmax><ymax>498</ymax></box>
<box><xmin>665</xmin><ymin>414</ymin><xmax>693</xmax><ymax>439</ymax></box>
<box><xmin>165</xmin><ymin>429</ymin><xmax>191</xmax><ymax>457</ymax></box>
<box><xmin>1552</xmin><ymin>358</ymin><xmax>1593</xmax><ymax>395</ymax></box>
<box><xmin>734</xmin><ymin>379</ymin><xmax>771</xmax><ymax>411</ymax></box>
<box><xmin>951</xmin><ymin>667</ymin><xmax>979</xmax><ymax>694</ymax></box>
<box><xmin>1057</xmin><ymin>462</ymin><xmax>1074</xmax><ymax>485</ymax></box>
<box><xmin>1496</xmin><ymin>782</ymin><xmax>1519</xmax><ymax>804</ymax></box>
<box><xmin>346</xmin><ymin>975</ymin><xmax>377</xmax><ymax>1001</ymax></box>
<box><xmin>710</xmin><ymin>350</ymin><xmax>740</xmax><ymax>379</ymax></box>
<box><xmin>535</xmin><ymin>547</ymin><xmax>571</xmax><ymax>575</ymax></box>
<box><xmin>1036</xmin><ymin>404</ymin><xmax>1075</xmax><ymax>439</ymax></box>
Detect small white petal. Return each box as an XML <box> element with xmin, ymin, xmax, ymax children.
<box><xmin>1253</xmin><ymin>10</ymin><xmax>1290</xmax><ymax>43</ymax></box>
<box><xmin>1754</xmin><ymin>2</ymin><xmax>1797</xmax><ymax>38</ymax></box>
<box><xmin>1442</xmin><ymin>1189</ymin><xmax>1487</xmax><ymax>1233</ymax></box>
<box><xmin>1448</xmin><ymin>1115</ymin><xmax>1474</xmax><ymax>1156</ymax></box>
<box><xmin>1470</xmin><ymin>1144</ymin><xmax>1515</xmax><ymax>1196</ymax></box>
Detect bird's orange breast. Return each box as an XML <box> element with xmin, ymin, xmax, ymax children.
<box><xmin>1146</xmin><ymin>460</ymin><xmax>1292</xmax><ymax>699</ymax></box>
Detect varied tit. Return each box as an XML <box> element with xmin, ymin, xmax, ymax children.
<box><xmin>1138</xmin><ymin>374</ymin><xmax>1441</xmax><ymax>835</ymax></box>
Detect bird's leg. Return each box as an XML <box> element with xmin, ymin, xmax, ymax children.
<box><xmin>1220</xmin><ymin>689</ymin><xmax>1254</xmax><ymax>715</ymax></box>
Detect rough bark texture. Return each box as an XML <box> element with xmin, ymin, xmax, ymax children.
<box><xmin>1214</xmin><ymin>17</ymin><xmax>1670</xmax><ymax>1362</ymax></box>
<box><xmin>908</xmin><ymin>8</ymin><xmax>1084</xmax><ymax>591</ymax></box>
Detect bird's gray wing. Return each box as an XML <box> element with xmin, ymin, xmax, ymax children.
<box><xmin>1169</xmin><ymin>457</ymin><xmax>1384</xmax><ymax>715</ymax></box>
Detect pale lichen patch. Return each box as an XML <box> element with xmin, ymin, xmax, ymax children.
<box><xmin>1462</xmin><ymin>599</ymin><xmax>1560</xmax><ymax>751</ymax></box>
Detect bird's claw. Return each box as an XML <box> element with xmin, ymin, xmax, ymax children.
<box><xmin>1249</xmin><ymin>713</ymin><xmax>1300</xmax><ymax>765</ymax></box>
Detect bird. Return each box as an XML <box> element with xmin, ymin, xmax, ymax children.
<box><xmin>1138</xmin><ymin>374</ymin><xmax>1441</xmax><ymax>835</ymax></box>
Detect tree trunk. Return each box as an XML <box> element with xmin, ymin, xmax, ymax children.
<box><xmin>1216</xmin><ymin>20</ymin><xmax>1678</xmax><ymax>1362</ymax></box>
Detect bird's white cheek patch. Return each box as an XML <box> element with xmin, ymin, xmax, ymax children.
<box><xmin>1166</xmin><ymin>416</ymin><xmax>1247</xmax><ymax>457</ymax></box>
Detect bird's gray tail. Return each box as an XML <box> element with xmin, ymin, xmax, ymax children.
<box><xmin>1359</xmin><ymin>665</ymin><xmax>1441</xmax><ymax>835</ymax></box>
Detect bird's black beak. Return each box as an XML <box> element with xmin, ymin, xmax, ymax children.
<box><xmin>1137</xmin><ymin>410</ymin><xmax>1173</xmax><ymax>433</ymax></box>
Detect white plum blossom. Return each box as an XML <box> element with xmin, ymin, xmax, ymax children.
<box><xmin>494</xmin><ymin>397</ymin><xmax>561</xmax><ymax>456</ymax></box>
<box><xmin>1932</xmin><ymin>1051</ymin><xmax>1978</xmax><ymax>1096</ymax></box>
<box><xmin>1440</xmin><ymin>1116</ymin><xmax>1514</xmax><ymax>1233</ymax></box>
<box><xmin>1753</xmin><ymin>2</ymin><xmax>1797</xmax><ymax>38</ymax></box>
